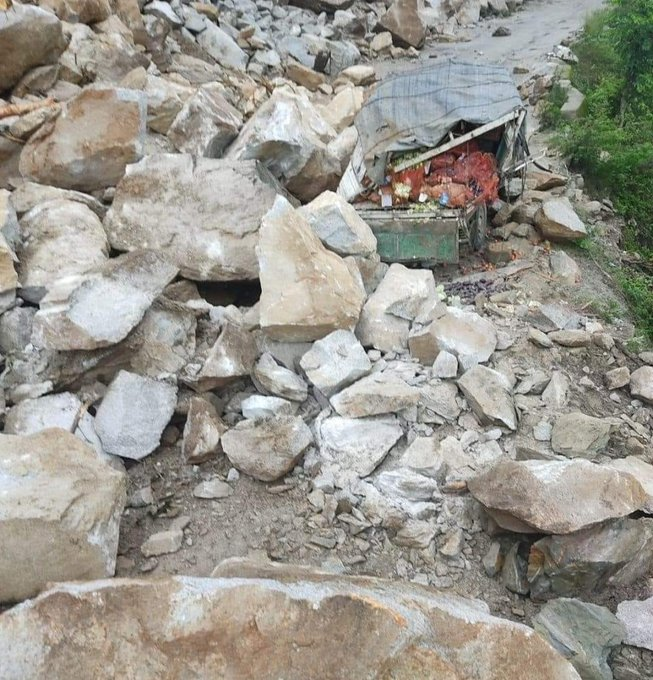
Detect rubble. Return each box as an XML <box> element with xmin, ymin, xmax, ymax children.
<box><xmin>0</xmin><ymin>429</ymin><xmax>126</xmax><ymax>603</ymax></box>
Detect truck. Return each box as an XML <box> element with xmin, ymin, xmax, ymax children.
<box><xmin>338</xmin><ymin>59</ymin><xmax>529</xmax><ymax>265</ymax></box>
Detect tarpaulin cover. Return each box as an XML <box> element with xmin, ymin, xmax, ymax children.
<box><xmin>354</xmin><ymin>59</ymin><xmax>523</xmax><ymax>184</ymax></box>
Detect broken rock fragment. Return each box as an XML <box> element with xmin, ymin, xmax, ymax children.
<box><xmin>17</xmin><ymin>199</ymin><xmax>109</xmax><ymax>303</ymax></box>
<box><xmin>95</xmin><ymin>371</ymin><xmax>177</xmax><ymax>460</ymax></box>
<box><xmin>457</xmin><ymin>364</ymin><xmax>516</xmax><ymax>430</ymax></box>
<box><xmin>357</xmin><ymin>263</ymin><xmax>436</xmax><ymax>352</ymax></box>
<box><xmin>227</xmin><ymin>88</ymin><xmax>340</xmax><ymax>202</ymax></box>
<box><xmin>105</xmin><ymin>155</ymin><xmax>286</xmax><ymax>281</ymax></box>
<box><xmin>376</xmin><ymin>0</ymin><xmax>426</xmax><ymax>49</ymax></box>
<box><xmin>535</xmin><ymin>198</ymin><xmax>588</xmax><ymax>241</ymax></box>
<box><xmin>257</xmin><ymin>196</ymin><xmax>365</xmax><ymax>342</ymax></box>
<box><xmin>0</xmin><ymin>429</ymin><xmax>126</xmax><ymax>604</ymax></box>
<box><xmin>617</xmin><ymin>596</ymin><xmax>653</xmax><ymax>652</ymax></box>
<box><xmin>550</xmin><ymin>412</ymin><xmax>612</xmax><ymax>458</ymax></box>
<box><xmin>31</xmin><ymin>250</ymin><xmax>178</xmax><ymax>351</ymax></box>
<box><xmin>182</xmin><ymin>396</ymin><xmax>227</xmax><ymax>464</ymax></box>
<box><xmin>299</xmin><ymin>329</ymin><xmax>371</xmax><ymax>397</ymax></box>
<box><xmin>221</xmin><ymin>416</ymin><xmax>313</xmax><ymax>482</ymax></box>
<box><xmin>20</xmin><ymin>87</ymin><xmax>147</xmax><ymax>192</ymax></box>
<box><xmin>252</xmin><ymin>352</ymin><xmax>309</xmax><ymax>402</ymax></box>
<box><xmin>330</xmin><ymin>372</ymin><xmax>419</xmax><ymax>418</ymax></box>
<box><xmin>0</xmin><ymin>3</ymin><xmax>67</xmax><ymax>91</ymax></box>
<box><xmin>468</xmin><ymin>459</ymin><xmax>646</xmax><ymax>534</ymax></box>
<box><xmin>630</xmin><ymin>366</ymin><xmax>653</xmax><ymax>404</ymax></box>
<box><xmin>0</xmin><ymin>561</ymin><xmax>582</xmax><ymax>679</ymax></box>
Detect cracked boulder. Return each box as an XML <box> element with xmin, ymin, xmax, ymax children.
<box><xmin>227</xmin><ymin>88</ymin><xmax>341</xmax><ymax>202</ymax></box>
<box><xmin>0</xmin><ymin>428</ymin><xmax>126</xmax><ymax>604</ymax></box>
<box><xmin>468</xmin><ymin>459</ymin><xmax>647</xmax><ymax>534</ymax></box>
<box><xmin>20</xmin><ymin>87</ymin><xmax>147</xmax><ymax>192</ymax></box>
<box><xmin>31</xmin><ymin>250</ymin><xmax>177</xmax><ymax>351</ymax></box>
<box><xmin>104</xmin><ymin>155</ymin><xmax>286</xmax><ymax>281</ymax></box>
<box><xmin>0</xmin><ymin>560</ymin><xmax>582</xmax><ymax>679</ymax></box>
<box><xmin>257</xmin><ymin>196</ymin><xmax>365</xmax><ymax>342</ymax></box>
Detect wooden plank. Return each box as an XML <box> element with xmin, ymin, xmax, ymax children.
<box><xmin>392</xmin><ymin>109</ymin><xmax>523</xmax><ymax>173</ymax></box>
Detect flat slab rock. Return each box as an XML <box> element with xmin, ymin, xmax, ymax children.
<box><xmin>535</xmin><ymin>198</ymin><xmax>588</xmax><ymax>241</ymax></box>
<box><xmin>221</xmin><ymin>415</ymin><xmax>313</xmax><ymax>482</ymax></box>
<box><xmin>330</xmin><ymin>372</ymin><xmax>419</xmax><ymax>418</ymax></box>
<box><xmin>0</xmin><ymin>429</ymin><xmax>126</xmax><ymax>604</ymax></box>
<box><xmin>468</xmin><ymin>459</ymin><xmax>647</xmax><ymax>534</ymax></box>
<box><xmin>551</xmin><ymin>412</ymin><xmax>612</xmax><ymax>458</ymax></box>
<box><xmin>0</xmin><ymin>560</ymin><xmax>582</xmax><ymax>680</ymax></box>
<box><xmin>457</xmin><ymin>364</ymin><xmax>517</xmax><ymax>430</ymax></box>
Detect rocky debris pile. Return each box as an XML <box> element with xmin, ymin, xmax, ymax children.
<box><xmin>0</xmin><ymin>559</ymin><xmax>582</xmax><ymax>680</ymax></box>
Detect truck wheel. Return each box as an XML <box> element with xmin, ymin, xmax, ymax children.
<box><xmin>470</xmin><ymin>204</ymin><xmax>487</xmax><ymax>251</ymax></box>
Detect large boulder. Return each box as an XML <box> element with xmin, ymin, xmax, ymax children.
<box><xmin>167</xmin><ymin>83</ymin><xmax>243</xmax><ymax>158</ymax></box>
<box><xmin>257</xmin><ymin>196</ymin><xmax>365</xmax><ymax>342</ymax></box>
<box><xmin>457</xmin><ymin>364</ymin><xmax>517</xmax><ymax>430</ymax></box>
<box><xmin>468</xmin><ymin>459</ymin><xmax>647</xmax><ymax>534</ymax></box>
<box><xmin>0</xmin><ymin>3</ymin><xmax>67</xmax><ymax>92</ymax></box>
<box><xmin>144</xmin><ymin>74</ymin><xmax>194</xmax><ymax>134</ymax></box>
<box><xmin>17</xmin><ymin>199</ymin><xmax>109</xmax><ymax>303</ymax></box>
<box><xmin>94</xmin><ymin>371</ymin><xmax>177</xmax><ymax>460</ymax></box>
<box><xmin>221</xmin><ymin>416</ymin><xmax>313</xmax><ymax>481</ymax></box>
<box><xmin>535</xmin><ymin>198</ymin><xmax>588</xmax><ymax>241</ymax></box>
<box><xmin>528</xmin><ymin>518</ymin><xmax>653</xmax><ymax>597</ymax></box>
<box><xmin>297</xmin><ymin>191</ymin><xmax>376</xmax><ymax>257</ymax></box>
<box><xmin>31</xmin><ymin>250</ymin><xmax>178</xmax><ymax>351</ymax></box>
<box><xmin>376</xmin><ymin>0</ymin><xmax>426</xmax><ymax>49</ymax></box>
<box><xmin>227</xmin><ymin>88</ymin><xmax>341</xmax><ymax>202</ymax></box>
<box><xmin>0</xmin><ymin>429</ymin><xmax>126</xmax><ymax>604</ymax></box>
<box><xmin>409</xmin><ymin>306</ymin><xmax>497</xmax><ymax>369</ymax></box>
<box><xmin>20</xmin><ymin>87</ymin><xmax>147</xmax><ymax>192</ymax></box>
<box><xmin>630</xmin><ymin>365</ymin><xmax>653</xmax><ymax>404</ymax></box>
<box><xmin>299</xmin><ymin>329</ymin><xmax>371</xmax><ymax>397</ymax></box>
<box><xmin>357</xmin><ymin>264</ymin><xmax>436</xmax><ymax>351</ymax></box>
<box><xmin>0</xmin><ymin>560</ymin><xmax>582</xmax><ymax>679</ymax></box>
<box><xmin>104</xmin><ymin>155</ymin><xmax>285</xmax><ymax>281</ymax></box>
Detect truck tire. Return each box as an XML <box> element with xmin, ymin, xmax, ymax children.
<box><xmin>470</xmin><ymin>203</ymin><xmax>487</xmax><ymax>252</ymax></box>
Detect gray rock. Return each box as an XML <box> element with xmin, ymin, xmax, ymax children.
<box><xmin>193</xmin><ymin>478</ymin><xmax>233</xmax><ymax>499</ymax></box>
<box><xmin>0</xmin><ymin>4</ymin><xmax>66</xmax><ymax>91</ymax></box>
<box><xmin>144</xmin><ymin>74</ymin><xmax>194</xmax><ymax>134</ymax></box>
<box><xmin>458</xmin><ymin>365</ymin><xmax>517</xmax><ymax>430</ymax></box>
<box><xmin>8</xmin><ymin>182</ymin><xmax>106</xmax><ymax>219</ymax></box>
<box><xmin>630</xmin><ymin>366</ymin><xmax>653</xmax><ymax>404</ymax></box>
<box><xmin>528</xmin><ymin>327</ymin><xmax>554</xmax><ymax>348</ymax></box>
<box><xmin>221</xmin><ymin>416</ymin><xmax>313</xmax><ymax>482</ymax></box>
<box><xmin>182</xmin><ymin>396</ymin><xmax>226</xmax><ymax>464</ymax></box>
<box><xmin>377</xmin><ymin>0</ymin><xmax>426</xmax><ymax>49</ymax></box>
<box><xmin>400</xmin><ymin>435</ymin><xmax>473</xmax><ymax>482</ymax></box>
<box><xmin>298</xmin><ymin>191</ymin><xmax>376</xmax><ymax>257</ymax></box>
<box><xmin>357</xmin><ymin>264</ymin><xmax>436</xmax><ymax>352</ymax></box>
<box><xmin>561</xmin><ymin>87</ymin><xmax>586</xmax><ymax>120</ymax></box>
<box><xmin>141</xmin><ymin>529</ymin><xmax>183</xmax><ymax>557</ymax></box>
<box><xmin>17</xmin><ymin>199</ymin><xmax>109</xmax><ymax>303</ymax></box>
<box><xmin>257</xmin><ymin>196</ymin><xmax>365</xmax><ymax>342</ymax></box>
<box><xmin>241</xmin><ymin>395</ymin><xmax>296</xmax><ymax>419</ymax></box>
<box><xmin>318</xmin><ymin>415</ymin><xmax>403</xmax><ymax>476</ymax></box>
<box><xmin>0</xmin><ymin>429</ymin><xmax>126</xmax><ymax>604</ymax></box>
<box><xmin>20</xmin><ymin>87</ymin><xmax>146</xmax><ymax>192</ymax></box>
<box><xmin>502</xmin><ymin>542</ymin><xmax>529</xmax><ymax>595</ymax></box>
<box><xmin>535</xmin><ymin>198</ymin><xmax>588</xmax><ymax>241</ymax></box>
<box><xmin>31</xmin><ymin>250</ymin><xmax>177</xmax><ymax>351</ymax></box>
<box><xmin>167</xmin><ymin>83</ymin><xmax>243</xmax><ymax>158</ymax></box>
<box><xmin>550</xmin><ymin>250</ymin><xmax>581</xmax><ymax>285</ymax></box>
<box><xmin>95</xmin><ymin>371</ymin><xmax>177</xmax><ymax>460</ymax></box>
<box><xmin>469</xmin><ymin>459</ymin><xmax>647</xmax><ymax>534</ymax></box>
<box><xmin>197</xmin><ymin>23</ymin><xmax>248</xmax><ymax>70</ymax></box>
<box><xmin>252</xmin><ymin>353</ymin><xmax>309</xmax><ymax>402</ymax></box>
<box><xmin>432</xmin><ymin>350</ymin><xmax>458</xmax><ymax>378</ymax></box>
<box><xmin>419</xmin><ymin>380</ymin><xmax>461</xmax><ymax>421</ymax></box>
<box><xmin>549</xmin><ymin>330</ymin><xmax>591</xmax><ymax>347</ymax></box>
<box><xmin>392</xmin><ymin>519</ymin><xmax>437</xmax><ymax>549</ymax></box>
<box><xmin>330</xmin><ymin>372</ymin><xmax>420</xmax><ymax>418</ymax></box>
<box><xmin>617</xmin><ymin>596</ymin><xmax>653</xmax><ymax>652</ymax></box>
<box><xmin>299</xmin><ymin>330</ymin><xmax>371</xmax><ymax>397</ymax></box>
<box><xmin>551</xmin><ymin>412</ymin><xmax>612</xmax><ymax>458</ymax></box>
<box><xmin>534</xmin><ymin>598</ymin><xmax>625</xmax><ymax>680</ymax></box>
<box><xmin>144</xmin><ymin>0</ymin><xmax>182</xmax><ymax>26</ymax></box>
<box><xmin>227</xmin><ymin>88</ymin><xmax>340</xmax><ymax>202</ymax></box>
<box><xmin>375</xmin><ymin>469</ymin><xmax>439</xmax><ymax>503</ymax></box>
<box><xmin>410</xmin><ymin>307</ymin><xmax>497</xmax><ymax>370</ymax></box>
<box><xmin>0</xmin><ymin>560</ymin><xmax>583</xmax><ymax>679</ymax></box>
<box><xmin>105</xmin><ymin>155</ymin><xmax>285</xmax><ymax>281</ymax></box>
<box><xmin>605</xmin><ymin>366</ymin><xmax>630</xmax><ymax>390</ymax></box>
<box><xmin>542</xmin><ymin>371</ymin><xmax>570</xmax><ymax>408</ymax></box>
<box><xmin>608</xmin><ymin>456</ymin><xmax>653</xmax><ymax>513</ymax></box>
<box><xmin>527</xmin><ymin>303</ymin><xmax>581</xmax><ymax>332</ymax></box>
<box><xmin>529</xmin><ymin>518</ymin><xmax>653</xmax><ymax>597</ymax></box>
